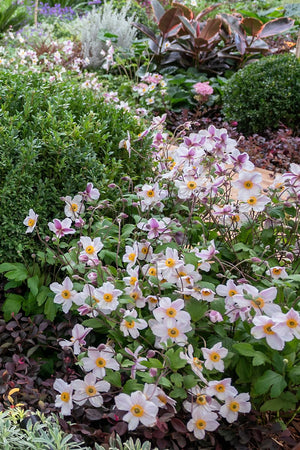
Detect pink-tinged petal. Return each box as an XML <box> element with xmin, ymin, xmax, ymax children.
<box><xmin>115</xmin><ymin>393</ymin><xmax>132</xmax><ymax>410</ymax></box>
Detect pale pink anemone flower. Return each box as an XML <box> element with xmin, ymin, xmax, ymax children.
<box><xmin>93</xmin><ymin>281</ymin><xmax>122</xmax><ymax>314</ymax></box>
<box><xmin>233</xmin><ymin>285</ymin><xmax>281</xmax><ymax>316</ymax></box>
<box><xmin>48</xmin><ymin>218</ymin><xmax>75</xmax><ymax>238</ymax></box>
<box><xmin>72</xmin><ymin>373</ymin><xmax>110</xmax><ymax>407</ymax></box>
<box><xmin>23</xmin><ymin>209</ymin><xmax>38</xmax><ymax>233</ymax></box>
<box><xmin>239</xmin><ymin>194</ymin><xmax>271</xmax><ymax>213</ymax></box>
<box><xmin>251</xmin><ymin>315</ymin><xmax>285</xmax><ymax>350</ymax></box>
<box><xmin>272</xmin><ymin>308</ymin><xmax>300</xmax><ymax>341</ymax></box>
<box><xmin>82</xmin><ymin>182</ymin><xmax>100</xmax><ymax>201</ymax></box>
<box><xmin>183</xmin><ymin>386</ymin><xmax>220</xmax><ymax>415</ymax></box>
<box><xmin>53</xmin><ymin>379</ymin><xmax>74</xmax><ymax>416</ymax></box>
<box><xmin>124</xmin><ymin>345</ymin><xmax>147</xmax><ymax>379</ymax></box>
<box><xmin>79</xmin><ymin>236</ymin><xmax>103</xmax><ymax>261</ymax></box>
<box><xmin>123</xmin><ymin>267</ymin><xmax>140</xmax><ymax>287</ymax></box>
<box><xmin>187</xmin><ymin>409</ymin><xmax>219</xmax><ymax>440</ymax></box>
<box><xmin>59</xmin><ymin>324</ymin><xmax>92</xmax><ymax>355</ymax></box>
<box><xmin>63</xmin><ymin>195</ymin><xmax>85</xmax><ymax>221</ymax></box>
<box><xmin>153</xmin><ymin>297</ymin><xmax>191</xmax><ymax>328</ymax></box>
<box><xmin>180</xmin><ymin>345</ymin><xmax>207</xmax><ymax>383</ymax></box>
<box><xmin>115</xmin><ymin>391</ymin><xmax>158</xmax><ymax>430</ymax></box>
<box><xmin>206</xmin><ymin>378</ymin><xmax>238</xmax><ymax>401</ymax></box>
<box><xmin>50</xmin><ymin>276</ymin><xmax>82</xmax><ymax>313</ymax></box>
<box><xmin>202</xmin><ymin>342</ymin><xmax>228</xmax><ymax>372</ymax></box>
<box><xmin>123</xmin><ymin>242</ymin><xmax>139</xmax><ymax>268</ymax></box>
<box><xmin>149</xmin><ymin>317</ymin><xmax>192</xmax><ymax>348</ymax></box>
<box><xmin>120</xmin><ymin>309</ymin><xmax>147</xmax><ymax>338</ymax></box>
<box><xmin>232</xmin><ymin>171</ymin><xmax>262</xmax><ymax>201</ymax></box>
<box><xmin>266</xmin><ymin>266</ymin><xmax>288</xmax><ymax>280</ymax></box>
<box><xmin>81</xmin><ymin>345</ymin><xmax>119</xmax><ymax>379</ymax></box>
<box><xmin>219</xmin><ymin>393</ymin><xmax>251</xmax><ymax>423</ymax></box>
<box><xmin>143</xmin><ymin>383</ymin><xmax>176</xmax><ymax>410</ymax></box>
<box><xmin>216</xmin><ymin>279</ymin><xmax>242</xmax><ymax>300</ymax></box>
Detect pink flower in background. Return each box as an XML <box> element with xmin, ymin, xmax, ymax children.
<box><xmin>193</xmin><ymin>81</ymin><xmax>213</xmax><ymax>97</ymax></box>
<box><xmin>48</xmin><ymin>218</ymin><xmax>75</xmax><ymax>238</ymax></box>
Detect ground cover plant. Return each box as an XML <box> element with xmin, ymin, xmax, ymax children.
<box><xmin>0</xmin><ymin>0</ymin><xmax>299</xmax><ymax>448</ymax></box>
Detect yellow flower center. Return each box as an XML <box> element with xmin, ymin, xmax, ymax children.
<box><xmin>165</xmin><ymin>258</ymin><xmax>175</xmax><ymax>268</ymax></box>
<box><xmin>216</xmin><ymin>384</ymin><xmax>225</xmax><ymax>393</ymax></box>
<box><xmin>28</xmin><ymin>218</ymin><xmax>35</xmax><ymax>227</ymax></box>
<box><xmin>228</xmin><ymin>289</ymin><xmax>237</xmax><ymax>297</ymax></box>
<box><xmin>196</xmin><ymin>394</ymin><xmax>206</xmax><ymax>405</ymax></box>
<box><xmin>86</xmin><ymin>245</ymin><xmax>95</xmax><ymax>255</ymax></box>
<box><xmin>61</xmin><ymin>290</ymin><xmax>71</xmax><ymax>299</ymax></box>
<box><xmin>184</xmin><ymin>295</ymin><xmax>191</xmax><ymax>300</ymax></box>
<box><xmin>287</xmin><ymin>319</ymin><xmax>297</xmax><ymax>328</ymax></box>
<box><xmin>92</xmin><ymin>295</ymin><xmax>100</xmax><ymax>304</ymax></box>
<box><xmin>128</xmin><ymin>253</ymin><xmax>136</xmax><ymax>262</ymax></box>
<box><xmin>71</xmin><ymin>203</ymin><xmax>78</xmax><ymax>212</ymax></box>
<box><xmin>210</xmin><ymin>352</ymin><xmax>221</xmax><ymax>362</ymax></box>
<box><xmin>201</xmin><ymin>289</ymin><xmax>211</xmax><ymax>297</ymax></box>
<box><xmin>147</xmin><ymin>190</ymin><xmax>155</xmax><ymax>197</ymax></box>
<box><xmin>244</xmin><ymin>181</ymin><xmax>253</xmax><ymax>189</ymax></box>
<box><xmin>166</xmin><ymin>307</ymin><xmax>177</xmax><ymax>318</ymax></box>
<box><xmin>130</xmin><ymin>404</ymin><xmax>144</xmax><ymax>417</ymax></box>
<box><xmin>148</xmin><ymin>267</ymin><xmax>156</xmax><ymax>276</ymax></box>
<box><xmin>158</xmin><ymin>394</ymin><xmax>167</xmax><ymax>404</ymax></box>
<box><xmin>141</xmin><ymin>247</ymin><xmax>148</xmax><ymax>254</ymax></box>
<box><xmin>252</xmin><ymin>297</ymin><xmax>265</xmax><ymax>308</ymax></box>
<box><xmin>229</xmin><ymin>401</ymin><xmax>240</xmax><ymax>412</ymax></box>
<box><xmin>129</xmin><ymin>276</ymin><xmax>138</xmax><ymax>285</ymax></box>
<box><xmin>187</xmin><ymin>181</ymin><xmax>197</xmax><ymax>190</ymax></box>
<box><xmin>168</xmin><ymin>327</ymin><xmax>179</xmax><ymax>338</ymax></box>
<box><xmin>263</xmin><ymin>323</ymin><xmax>274</xmax><ymax>335</ymax></box>
<box><xmin>103</xmin><ymin>293</ymin><xmax>113</xmax><ymax>303</ymax></box>
<box><xmin>177</xmin><ymin>271</ymin><xmax>187</xmax><ymax>278</ymax></box>
<box><xmin>195</xmin><ymin>419</ymin><xmax>206</xmax><ymax>430</ymax></box>
<box><xmin>95</xmin><ymin>357</ymin><xmax>106</xmax><ymax>367</ymax></box>
<box><xmin>193</xmin><ymin>357</ymin><xmax>202</xmax><ymax>369</ymax></box>
<box><xmin>60</xmin><ymin>392</ymin><xmax>70</xmax><ymax>402</ymax></box>
<box><xmin>85</xmin><ymin>385</ymin><xmax>97</xmax><ymax>396</ymax></box>
<box><xmin>125</xmin><ymin>320</ymin><xmax>135</xmax><ymax>329</ymax></box>
<box><xmin>130</xmin><ymin>292</ymin><xmax>139</xmax><ymax>301</ymax></box>
<box><xmin>231</xmin><ymin>215</ymin><xmax>240</xmax><ymax>223</ymax></box>
<box><xmin>247</xmin><ymin>196</ymin><xmax>257</xmax><ymax>205</ymax></box>
<box><xmin>272</xmin><ymin>268</ymin><xmax>282</xmax><ymax>275</ymax></box>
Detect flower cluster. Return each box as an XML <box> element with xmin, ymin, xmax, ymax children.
<box><xmin>25</xmin><ymin>123</ymin><xmax>300</xmax><ymax>442</ymax></box>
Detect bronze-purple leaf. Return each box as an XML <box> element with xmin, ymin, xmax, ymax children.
<box><xmin>258</xmin><ymin>17</ymin><xmax>295</xmax><ymax>38</ymax></box>
<box><xmin>241</xmin><ymin>17</ymin><xmax>264</xmax><ymax>36</ymax></box>
<box><xmin>178</xmin><ymin>15</ymin><xmax>196</xmax><ymax>37</ymax></box>
<box><xmin>159</xmin><ymin>7</ymin><xmax>182</xmax><ymax>35</ymax></box>
<box><xmin>195</xmin><ymin>3</ymin><xmax>222</xmax><ymax>21</ymax></box>
<box><xmin>199</xmin><ymin>18</ymin><xmax>222</xmax><ymax>41</ymax></box>
<box><xmin>172</xmin><ymin>2</ymin><xmax>193</xmax><ymax>20</ymax></box>
<box><xmin>151</xmin><ymin>0</ymin><xmax>166</xmax><ymax>23</ymax></box>
<box><xmin>132</xmin><ymin>22</ymin><xmax>159</xmax><ymax>45</ymax></box>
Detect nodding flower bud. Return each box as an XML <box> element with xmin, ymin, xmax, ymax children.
<box><xmin>251</xmin><ymin>257</ymin><xmax>262</xmax><ymax>263</ymax></box>
<box><xmin>147</xmin><ymin>350</ymin><xmax>155</xmax><ymax>358</ymax></box>
<box><xmin>108</xmin><ymin>183</ymin><xmax>117</xmax><ymax>188</ymax></box>
<box><xmin>118</xmin><ymin>213</ymin><xmax>128</xmax><ymax>219</ymax></box>
<box><xmin>208</xmin><ymin>310</ymin><xmax>223</xmax><ymax>323</ymax></box>
<box><xmin>149</xmin><ymin>368</ymin><xmax>158</xmax><ymax>377</ymax></box>
<box><xmin>121</xmin><ymin>176</ymin><xmax>131</xmax><ymax>182</ymax></box>
<box><xmin>87</xmin><ymin>271</ymin><xmax>98</xmax><ymax>283</ymax></box>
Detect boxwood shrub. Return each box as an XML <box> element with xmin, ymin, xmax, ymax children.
<box><xmin>0</xmin><ymin>71</ymin><xmax>151</xmax><ymax>261</ymax></box>
<box><xmin>222</xmin><ymin>53</ymin><xmax>300</xmax><ymax>135</ymax></box>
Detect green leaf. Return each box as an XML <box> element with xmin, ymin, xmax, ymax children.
<box><xmin>260</xmin><ymin>392</ymin><xmax>297</xmax><ymax>412</ymax></box>
<box><xmin>140</xmin><ymin>358</ymin><xmax>163</xmax><ymax>369</ymax></box>
<box><xmin>288</xmin><ymin>366</ymin><xmax>300</xmax><ymax>384</ymax></box>
<box><xmin>82</xmin><ymin>318</ymin><xmax>108</xmax><ymax>331</ymax></box>
<box><xmin>170</xmin><ymin>373</ymin><xmax>183</xmax><ymax>387</ymax></box>
<box><xmin>123</xmin><ymin>379</ymin><xmax>144</xmax><ymax>394</ymax></box>
<box><xmin>233</xmin><ymin>343</ymin><xmax>256</xmax><ymax>357</ymax></box>
<box><xmin>183</xmin><ymin>375</ymin><xmax>198</xmax><ymax>389</ymax></box>
<box><xmin>105</xmin><ymin>370</ymin><xmax>122</xmax><ymax>388</ymax></box>
<box><xmin>121</xmin><ymin>224</ymin><xmax>136</xmax><ymax>238</ymax></box>
<box><xmin>185</xmin><ymin>298</ymin><xmax>207</xmax><ymax>321</ymax></box>
<box><xmin>169</xmin><ymin>387</ymin><xmax>187</xmax><ymax>400</ymax></box>
<box><xmin>0</xmin><ymin>263</ymin><xmax>22</xmax><ymax>273</ymax></box>
<box><xmin>2</xmin><ymin>294</ymin><xmax>23</xmax><ymax>321</ymax></box>
<box><xmin>4</xmin><ymin>265</ymin><xmax>28</xmax><ymax>281</ymax></box>
<box><xmin>27</xmin><ymin>275</ymin><xmax>39</xmax><ymax>297</ymax></box>
<box><xmin>44</xmin><ymin>298</ymin><xmax>58</xmax><ymax>321</ymax></box>
<box><xmin>36</xmin><ymin>286</ymin><xmax>51</xmax><ymax>306</ymax></box>
<box><xmin>287</xmin><ymin>274</ymin><xmax>300</xmax><ymax>282</ymax></box>
<box><xmin>166</xmin><ymin>348</ymin><xmax>187</xmax><ymax>370</ymax></box>
<box><xmin>159</xmin><ymin>376</ymin><xmax>172</xmax><ymax>388</ymax></box>
<box><xmin>254</xmin><ymin>370</ymin><xmax>287</xmax><ymax>398</ymax></box>
<box><xmin>252</xmin><ymin>352</ymin><xmax>271</xmax><ymax>366</ymax></box>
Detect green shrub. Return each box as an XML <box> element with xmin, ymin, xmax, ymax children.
<box><xmin>221</xmin><ymin>53</ymin><xmax>300</xmax><ymax>135</ymax></box>
<box><xmin>0</xmin><ymin>70</ymin><xmax>151</xmax><ymax>261</ymax></box>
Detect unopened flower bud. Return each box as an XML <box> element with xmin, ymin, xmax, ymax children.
<box><xmin>147</xmin><ymin>350</ymin><xmax>155</xmax><ymax>358</ymax></box>
<box><xmin>108</xmin><ymin>183</ymin><xmax>117</xmax><ymax>188</ymax></box>
<box><xmin>208</xmin><ymin>310</ymin><xmax>223</xmax><ymax>323</ymax></box>
<box><xmin>149</xmin><ymin>368</ymin><xmax>158</xmax><ymax>377</ymax></box>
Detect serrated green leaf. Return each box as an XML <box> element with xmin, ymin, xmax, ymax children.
<box><xmin>105</xmin><ymin>370</ymin><xmax>122</xmax><ymax>388</ymax></box>
<box><xmin>166</xmin><ymin>348</ymin><xmax>187</xmax><ymax>370</ymax></box>
<box><xmin>185</xmin><ymin>298</ymin><xmax>207</xmax><ymax>321</ymax></box>
<box><xmin>2</xmin><ymin>294</ymin><xmax>23</xmax><ymax>321</ymax></box>
<box><xmin>121</xmin><ymin>224</ymin><xmax>136</xmax><ymax>238</ymax></box>
<box><xmin>233</xmin><ymin>343</ymin><xmax>256</xmax><ymax>357</ymax></box>
<box><xmin>170</xmin><ymin>373</ymin><xmax>183</xmax><ymax>387</ymax></box>
<box><xmin>140</xmin><ymin>358</ymin><xmax>163</xmax><ymax>369</ymax></box>
<box><xmin>36</xmin><ymin>286</ymin><xmax>51</xmax><ymax>306</ymax></box>
<box><xmin>169</xmin><ymin>387</ymin><xmax>187</xmax><ymax>399</ymax></box>
<box><xmin>44</xmin><ymin>298</ymin><xmax>58</xmax><ymax>321</ymax></box>
<box><xmin>254</xmin><ymin>370</ymin><xmax>287</xmax><ymax>398</ymax></box>
<box><xmin>27</xmin><ymin>275</ymin><xmax>39</xmax><ymax>297</ymax></box>
<box><xmin>288</xmin><ymin>366</ymin><xmax>300</xmax><ymax>384</ymax></box>
<box><xmin>123</xmin><ymin>379</ymin><xmax>144</xmax><ymax>394</ymax></box>
<box><xmin>183</xmin><ymin>374</ymin><xmax>198</xmax><ymax>389</ymax></box>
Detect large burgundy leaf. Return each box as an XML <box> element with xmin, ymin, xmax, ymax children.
<box><xmin>258</xmin><ymin>17</ymin><xmax>295</xmax><ymax>38</ymax></box>
<box><xmin>132</xmin><ymin>22</ymin><xmax>158</xmax><ymax>45</ymax></box>
<box><xmin>241</xmin><ymin>17</ymin><xmax>264</xmax><ymax>36</ymax></box>
<box><xmin>159</xmin><ymin>7</ymin><xmax>181</xmax><ymax>35</ymax></box>
<box><xmin>172</xmin><ymin>2</ymin><xmax>193</xmax><ymax>20</ymax></box>
<box><xmin>199</xmin><ymin>18</ymin><xmax>222</xmax><ymax>41</ymax></box>
<box><xmin>195</xmin><ymin>3</ymin><xmax>221</xmax><ymax>21</ymax></box>
<box><xmin>178</xmin><ymin>15</ymin><xmax>196</xmax><ymax>38</ymax></box>
<box><xmin>234</xmin><ymin>32</ymin><xmax>246</xmax><ymax>54</ymax></box>
<box><xmin>151</xmin><ymin>0</ymin><xmax>165</xmax><ymax>23</ymax></box>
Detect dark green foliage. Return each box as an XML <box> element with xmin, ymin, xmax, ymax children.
<box><xmin>0</xmin><ymin>71</ymin><xmax>151</xmax><ymax>261</ymax></box>
<box><xmin>0</xmin><ymin>0</ymin><xmax>28</xmax><ymax>35</ymax></box>
<box><xmin>222</xmin><ymin>54</ymin><xmax>300</xmax><ymax>135</ymax></box>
